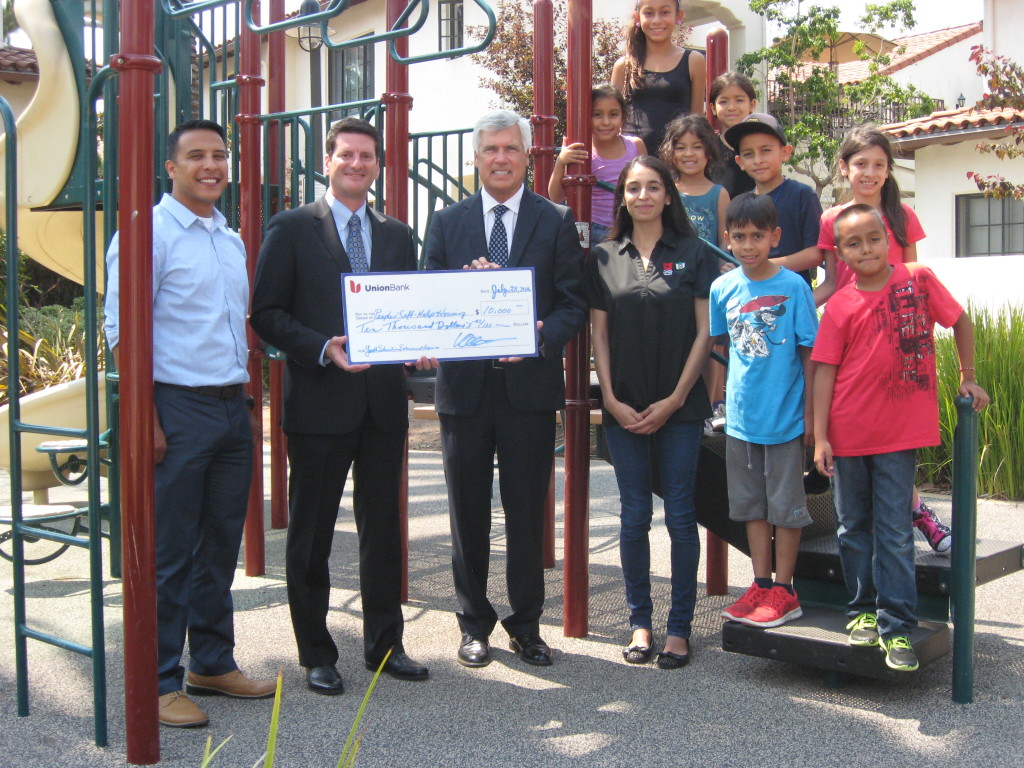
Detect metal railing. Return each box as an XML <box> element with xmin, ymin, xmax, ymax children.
<box><xmin>765</xmin><ymin>79</ymin><xmax>943</xmax><ymax>138</ymax></box>
<box><xmin>3</xmin><ymin>74</ymin><xmax>112</xmax><ymax>745</ymax></box>
<box><xmin>409</xmin><ymin>126</ymin><xmax>477</xmax><ymax>260</ymax></box>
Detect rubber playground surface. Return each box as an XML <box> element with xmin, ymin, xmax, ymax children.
<box><xmin>2</xmin><ymin>445</ymin><xmax>1023</xmax><ymax>767</ymax></box>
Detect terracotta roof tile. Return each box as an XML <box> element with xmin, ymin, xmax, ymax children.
<box><xmin>0</xmin><ymin>45</ymin><xmax>39</xmax><ymax>77</ymax></box>
<box><xmin>881</xmin><ymin>106</ymin><xmax>1024</xmax><ymax>139</ymax></box>
<box><xmin>795</xmin><ymin>22</ymin><xmax>983</xmax><ymax>85</ymax></box>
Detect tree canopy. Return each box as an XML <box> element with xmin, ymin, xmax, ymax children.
<box><xmin>737</xmin><ymin>0</ymin><xmax>935</xmax><ymax>199</ymax></box>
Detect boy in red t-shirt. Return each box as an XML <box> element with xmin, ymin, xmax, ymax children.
<box><xmin>811</xmin><ymin>204</ymin><xmax>989</xmax><ymax>672</ymax></box>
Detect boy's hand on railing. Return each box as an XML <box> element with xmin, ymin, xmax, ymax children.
<box><xmin>958</xmin><ymin>381</ymin><xmax>990</xmax><ymax>412</ymax></box>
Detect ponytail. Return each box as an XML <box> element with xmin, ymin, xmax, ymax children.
<box><xmin>621</xmin><ymin>21</ymin><xmax>647</xmax><ymax>103</ymax></box>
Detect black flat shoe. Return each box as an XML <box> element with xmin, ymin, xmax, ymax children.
<box><xmin>457</xmin><ymin>633</ymin><xmax>491</xmax><ymax>667</ymax></box>
<box><xmin>655</xmin><ymin>650</ymin><xmax>690</xmax><ymax>670</ymax></box>
<box><xmin>306</xmin><ymin>664</ymin><xmax>345</xmax><ymax>694</ymax></box>
<box><xmin>622</xmin><ymin>643</ymin><xmax>654</xmax><ymax>664</ymax></box>
<box><xmin>509</xmin><ymin>634</ymin><xmax>553</xmax><ymax>666</ymax></box>
<box><xmin>366</xmin><ymin>651</ymin><xmax>429</xmax><ymax>681</ymax></box>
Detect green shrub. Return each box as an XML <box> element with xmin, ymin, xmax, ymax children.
<box><xmin>0</xmin><ymin>297</ymin><xmax>105</xmax><ymax>405</ymax></box>
<box><xmin>917</xmin><ymin>304</ymin><xmax>1024</xmax><ymax>500</ymax></box>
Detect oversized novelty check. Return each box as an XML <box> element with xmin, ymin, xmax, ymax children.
<box><xmin>342</xmin><ymin>268</ymin><xmax>538</xmax><ymax>364</ymax></box>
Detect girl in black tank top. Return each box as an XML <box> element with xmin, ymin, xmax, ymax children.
<box><xmin>612</xmin><ymin>1</ymin><xmax>706</xmax><ymax>156</ymax></box>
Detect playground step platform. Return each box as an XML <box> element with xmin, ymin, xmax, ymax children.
<box><xmin>722</xmin><ymin>606</ymin><xmax>950</xmax><ymax>680</ymax></box>
<box><xmin>795</xmin><ymin>536</ymin><xmax>1024</xmax><ymax>595</ymax></box>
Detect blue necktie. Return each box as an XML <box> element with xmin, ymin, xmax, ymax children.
<box><xmin>346</xmin><ymin>213</ymin><xmax>369</xmax><ymax>273</ymax></box>
<box><xmin>489</xmin><ymin>204</ymin><xmax>509</xmax><ymax>267</ymax></box>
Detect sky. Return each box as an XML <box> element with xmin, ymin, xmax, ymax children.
<box><xmin>837</xmin><ymin>0</ymin><xmax>983</xmax><ymax>36</ymax></box>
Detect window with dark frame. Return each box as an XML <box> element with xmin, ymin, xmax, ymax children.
<box><xmin>327</xmin><ymin>36</ymin><xmax>375</xmax><ymax>123</ymax></box>
<box><xmin>439</xmin><ymin>0</ymin><xmax>464</xmax><ymax>52</ymax></box>
<box><xmin>955</xmin><ymin>193</ymin><xmax>1024</xmax><ymax>257</ymax></box>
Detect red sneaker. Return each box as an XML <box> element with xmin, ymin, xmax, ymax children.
<box><xmin>722</xmin><ymin>584</ymin><xmax>768</xmax><ymax>622</ymax></box>
<box><xmin>741</xmin><ymin>586</ymin><xmax>803</xmax><ymax>628</ymax></box>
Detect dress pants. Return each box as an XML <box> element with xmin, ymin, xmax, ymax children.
<box><xmin>153</xmin><ymin>384</ymin><xmax>253</xmax><ymax>696</ymax></box>
<box><xmin>285</xmin><ymin>411</ymin><xmax>406</xmax><ymax>667</ymax></box>
<box><xmin>438</xmin><ymin>365</ymin><xmax>556</xmax><ymax>638</ymax></box>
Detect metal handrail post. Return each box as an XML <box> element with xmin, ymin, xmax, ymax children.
<box><xmin>951</xmin><ymin>395</ymin><xmax>979</xmax><ymax>704</ymax></box>
<box><xmin>238</xmin><ymin>1</ymin><xmax>266</xmax><ymax>577</ymax></box>
<box><xmin>532</xmin><ymin>0</ymin><xmax>557</xmax><ymax>571</ymax></box>
<box><xmin>703</xmin><ymin>27</ymin><xmax>730</xmax><ymax>596</ymax></box>
<box><xmin>1</xmin><ymin>94</ymin><xmax>30</xmax><ymax>722</ymax></box>
<box><xmin>112</xmin><ymin>0</ymin><xmax>163</xmax><ymax>758</ymax></box>
<box><xmin>562</xmin><ymin>0</ymin><xmax>592</xmax><ymax>638</ymax></box>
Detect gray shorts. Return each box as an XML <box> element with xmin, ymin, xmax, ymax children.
<box><xmin>726</xmin><ymin>435</ymin><xmax>813</xmax><ymax>529</ymax></box>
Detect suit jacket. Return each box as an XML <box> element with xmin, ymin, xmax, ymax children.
<box><xmin>423</xmin><ymin>188</ymin><xmax>586</xmax><ymax>415</ymax></box>
<box><xmin>250</xmin><ymin>197</ymin><xmax>416</xmax><ymax>434</ymax></box>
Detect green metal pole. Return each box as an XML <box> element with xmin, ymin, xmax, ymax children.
<box><xmin>1</xmin><ymin>94</ymin><xmax>29</xmax><ymax>720</ymax></box>
<box><xmin>951</xmin><ymin>395</ymin><xmax>979</xmax><ymax>704</ymax></box>
<box><xmin>83</xmin><ymin>67</ymin><xmax>116</xmax><ymax>748</ymax></box>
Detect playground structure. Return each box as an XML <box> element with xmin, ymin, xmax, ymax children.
<box><xmin>1</xmin><ymin>0</ymin><xmax>1020</xmax><ymax>764</ymax></box>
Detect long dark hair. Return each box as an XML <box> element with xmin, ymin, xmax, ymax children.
<box><xmin>836</xmin><ymin>125</ymin><xmax>908</xmax><ymax>247</ymax></box>
<box><xmin>659</xmin><ymin>114</ymin><xmax>720</xmax><ymax>181</ymax></box>
<box><xmin>621</xmin><ymin>0</ymin><xmax>681</xmax><ymax>103</ymax></box>
<box><xmin>609</xmin><ymin>155</ymin><xmax>697</xmax><ymax>242</ymax></box>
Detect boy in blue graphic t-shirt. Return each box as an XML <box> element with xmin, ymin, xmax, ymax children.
<box><xmin>709</xmin><ymin>193</ymin><xmax>818</xmax><ymax>629</ymax></box>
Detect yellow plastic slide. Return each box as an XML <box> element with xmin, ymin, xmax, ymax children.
<box><xmin>0</xmin><ymin>0</ymin><xmax>105</xmax><ymax>285</ymax></box>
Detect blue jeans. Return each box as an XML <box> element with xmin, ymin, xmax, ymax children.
<box><xmin>603</xmin><ymin>418</ymin><xmax>702</xmax><ymax>638</ymax></box>
<box><xmin>590</xmin><ymin>222</ymin><xmax>610</xmax><ymax>246</ymax></box>
<box><xmin>832</xmin><ymin>450</ymin><xmax>918</xmax><ymax>638</ymax></box>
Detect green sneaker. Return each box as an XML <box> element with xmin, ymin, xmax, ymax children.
<box><xmin>846</xmin><ymin>612</ymin><xmax>879</xmax><ymax>647</ymax></box>
<box><xmin>881</xmin><ymin>635</ymin><xmax>919</xmax><ymax>671</ymax></box>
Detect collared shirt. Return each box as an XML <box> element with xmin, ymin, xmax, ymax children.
<box><xmin>481</xmin><ymin>184</ymin><xmax>525</xmax><ymax>259</ymax></box>
<box><xmin>103</xmin><ymin>193</ymin><xmax>250</xmax><ymax>387</ymax></box>
<box><xmin>319</xmin><ymin>192</ymin><xmax>374</xmax><ymax>367</ymax></box>
<box><xmin>326</xmin><ymin>189</ymin><xmax>372</xmax><ymax>269</ymax></box>
<box><xmin>584</xmin><ymin>228</ymin><xmax>717</xmax><ymax>424</ymax></box>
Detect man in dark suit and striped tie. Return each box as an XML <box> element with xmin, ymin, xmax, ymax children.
<box><xmin>251</xmin><ymin>118</ymin><xmax>430</xmax><ymax>694</ymax></box>
<box><xmin>424</xmin><ymin>110</ymin><xmax>586</xmax><ymax>668</ymax></box>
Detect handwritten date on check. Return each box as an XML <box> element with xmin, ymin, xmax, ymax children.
<box><xmin>342</xmin><ymin>268</ymin><xmax>539</xmax><ymax>364</ymax></box>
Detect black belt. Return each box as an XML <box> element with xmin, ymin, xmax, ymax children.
<box><xmin>157</xmin><ymin>382</ymin><xmax>244</xmax><ymax>399</ymax></box>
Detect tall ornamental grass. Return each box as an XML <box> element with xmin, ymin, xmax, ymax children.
<box><xmin>917</xmin><ymin>304</ymin><xmax>1024</xmax><ymax>500</ymax></box>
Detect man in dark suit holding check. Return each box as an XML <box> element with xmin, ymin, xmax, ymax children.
<box><xmin>424</xmin><ymin>109</ymin><xmax>586</xmax><ymax>667</ymax></box>
<box><xmin>250</xmin><ymin>118</ymin><xmax>431</xmax><ymax>694</ymax></box>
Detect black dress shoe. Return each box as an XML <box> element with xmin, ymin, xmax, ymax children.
<box><xmin>366</xmin><ymin>651</ymin><xmax>429</xmax><ymax>681</ymax></box>
<box><xmin>457</xmin><ymin>633</ymin><xmax>491</xmax><ymax>667</ymax></box>
<box><xmin>306</xmin><ymin>664</ymin><xmax>344</xmax><ymax>695</ymax></box>
<box><xmin>509</xmin><ymin>634</ymin><xmax>553</xmax><ymax>666</ymax></box>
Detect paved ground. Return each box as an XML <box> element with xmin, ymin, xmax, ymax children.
<box><xmin>2</xmin><ymin>438</ymin><xmax>1024</xmax><ymax>767</ymax></box>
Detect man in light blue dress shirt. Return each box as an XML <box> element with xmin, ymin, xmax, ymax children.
<box><xmin>104</xmin><ymin>119</ymin><xmax>274</xmax><ymax>729</ymax></box>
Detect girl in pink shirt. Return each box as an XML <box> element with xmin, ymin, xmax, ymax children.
<box><xmin>815</xmin><ymin>126</ymin><xmax>925</xmax><ymax>303</ymax></box>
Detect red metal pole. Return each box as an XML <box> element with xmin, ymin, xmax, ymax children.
<box><xmin>562</xmin><ymin>0</ymin><xmax>593</xmax><ymax>638</ymax></box>
<box><xmin>238</xmin><ymin>2</ymin><xmax>266</xmax><ymax>577</ymax></box>
<box><xmin>384</xmin><ymin>0</ymin><xmax>413</xmax><ymax>601</ymax></box>
<box><xmin>532</xmin><ymin>0</ymin><xmax>557</xmax><ymax>570</ymax></box>
<box><xmin>703</xmin><ymin>27</ymin><xmax>729</xmax><ymax>596</ymax></box>
<box><xmin>531</xmin><ymin>0</ymin><xmax>556</xmax><ymax>195</ymax></box>
<box><xmin>267</xmin><ymin>0</ymin><xmax>289</xmax><ymax>531</ymax></box>
<box><xmin>113</xmin><ymin>0</ymin><xmax>162</xmax><ymax>761</ymax></box>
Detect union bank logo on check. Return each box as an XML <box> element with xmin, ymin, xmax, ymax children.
<box><xmin>349</xmin><ymin>280</ymin><xmax>412</xmax><ymax>293</ymax></box>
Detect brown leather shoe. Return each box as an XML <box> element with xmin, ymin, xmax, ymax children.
<box><xmin>186</xmin><ymin>669</ymin><xmax>276</xmax><ymax>699</ymax></box>
<box><xmin>158</xmin><ymin>691</ymin><xmax>209</xmax><ymax>728</ymax></box>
